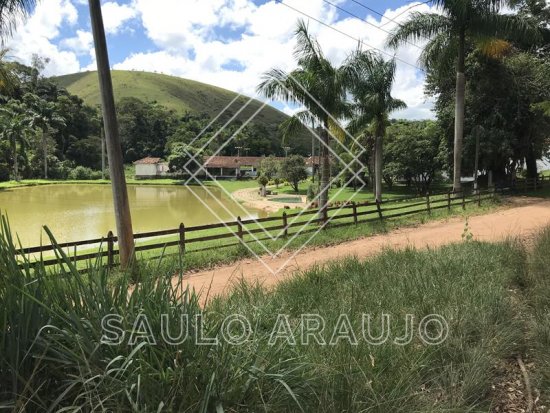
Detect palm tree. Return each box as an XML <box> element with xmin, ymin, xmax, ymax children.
<box><xmin>89</xmin><ymin>0</ymin><xmax>135</xmax><ymax>268</ymax></box>
<box><xmin>25</xmin><ymin>93</ymin><xmax>65</xmax><ymax>179</ymax></box>
<box><xmin>257</xmin><ymin>19</ymin><xmax>363</xmax><ymax>218</ymax></box>
<box><xmin>0</xmin><ymin>0</ymin><xmax>36</xmax><ymax>39</ymax></box>
<box><xmin>0</xmin><ymin>102</ymin><xmax>31</xmax><ymax>181</ymax></box>
<box><xmin>0</xmin><ymin>48</ymin><xmax>17</xmax><ymax>96</ymax></box>
<box><xmin>387</xmin><ymin>0</ymin><xmax>540</xmax><ymax>191</ymax></box>
<box><xmin>348</xmin><ymin>53</ymin><xmax>406</xmax><ymax>202</ymax></box>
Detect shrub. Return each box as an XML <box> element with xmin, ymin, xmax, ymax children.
<box><xmin>307</xmin><ymin>182</ymin><xmax>319</xmax><ymax>201</ymax></box>
<box><xmin>69</xmin><ymin>166</ymin><xmax>95</xmax><ymax>180</ymax></box>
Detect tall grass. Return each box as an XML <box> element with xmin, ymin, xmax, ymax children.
<box><xmin>1</xmin><ymin>214</ymin><xmax>538</xmax><ymax>411</ymax></box>
<box><xmin>523</xmin><ymin>227</ymin><xmax>550</xmax><ymax>402</ymax></box>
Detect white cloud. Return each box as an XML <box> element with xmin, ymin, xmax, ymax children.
<box><xmin>7</xmin><ymin>0</ymin><xmax>438</xmax><ymax>119</ymax></box>
<box><xmin>115</xmin><ymin>0</ymin><xmax>437</xmax><ymax>119</ymax></box>
<box><xmin>7</xmin><ymin>0</ymin><xmax>81</xmax><ymax>76</ymax></box>
<box><xmin>60</xmin><ymin>29</ymin><xmax>93</xmax><ymax>54</ymax></box>
<box><xmin>101</xmin><ymin>1</ymin><xmax>138</xmax><ymax>34</ymax></box>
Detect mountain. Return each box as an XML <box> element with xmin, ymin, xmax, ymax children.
<box><xmin>52</xmin><ymin>71</ymin><xmax>311</xmax><ymax>155</ymax></box>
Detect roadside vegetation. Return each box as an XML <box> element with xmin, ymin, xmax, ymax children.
<box><xmin>2</xmin><ymin>217</ymin><xmax>549</xmax><ymax>411</ymax></box>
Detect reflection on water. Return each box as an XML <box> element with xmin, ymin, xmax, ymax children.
<box><xmin>0</xmin><ymin>184</ymin><xmax>266</xmax><ymax>246</ymax></box>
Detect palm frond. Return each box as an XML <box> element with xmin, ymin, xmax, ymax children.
<box><xmin>0</xmin><ymin>0</ymin><xmax>36</xmax><ymax>40</ymax></box>
<box><xmin>293</xmin><ymin>19</ymin><xmax>324</xmax><ymax>69</ymax></box>
<box><xmin>469</xmin><ymin>11</ymin><xmax>542</xmax><ymax>45</ymax></box>
<box><xmin>278</xmin><ymin>112</ymin><xmax>310</xmax><ymax>144</ymax></box>
<box><xmin>386</xmin><ymin>12</ymin><xmax>451</xmax><ymax>49</ymax></box>
<box><xmin>419</xmin><ymin>32</ymin><xmax>459</xmax><ymax>71</ymax></box>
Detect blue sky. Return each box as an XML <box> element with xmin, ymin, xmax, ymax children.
<box><xmin>8</xmin><ymin>0</ymin><xmax>438</xmax><ymax>119</ymax></box>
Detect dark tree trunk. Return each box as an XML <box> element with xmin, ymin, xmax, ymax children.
<box><xmin>525</xmin><ymin>145</ymin><xmax>538</xmax><ymax>180</ymax></box>
<box><xmin>319</xmin><ymin>123</ymin><xmax>330</xmax><ymax>220</ymax></box>
<box><xmin>452</xmin><ymin>29</ymin><xmax>466</xmax><ymax>192</ymax></box>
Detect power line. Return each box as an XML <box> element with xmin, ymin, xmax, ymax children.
<box><xmin>276</xmin><ymin>0</ymin><xmax>425</xmax><ymax>72</ymax></box>
<box><xmin>321</xmin><ymin>0</ymin><xmax>423</xmax><ymax>50</ymax></box>
<box><xmin>379</xmin><ymin>0</ymin><xmax>431</xmax><ymax>28</ymax></box>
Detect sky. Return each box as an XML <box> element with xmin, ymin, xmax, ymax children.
<box><xmin>6</xmin><ymin>0</ymin><xmax>440</xmax><ymax>119</ymax></box>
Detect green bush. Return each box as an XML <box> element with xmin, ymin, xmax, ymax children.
<box><xmin>307</xmin><ymin>182</ymin><xmax>318</xmax><ymax>201</ymax></box>
<box><xmin>69</xmin><ymin>166</ymin><xmax>96</xmax><ymax>180</ymax></box>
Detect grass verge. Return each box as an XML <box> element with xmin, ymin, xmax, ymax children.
<box><xmin>3</xmin><ymin>214</ymin><xmax>550</xmax><ymax>411</ymax></box>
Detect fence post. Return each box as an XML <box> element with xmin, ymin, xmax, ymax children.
<box><xmin>178</xmin><ymin>223</ymin><xmax>185</xmax><ymax>254</ymax></box>
<box><xmin>534</xmin><ymin>177</ymin><xmax>537</xmax><ymax>191</ymax></box>
<box><xmin>237</xmin><ymin>216</ymin><xmax>243</xmax><ymax>241</ymax></box>
<box><xmin>477</xmin><ymin>190</ymin><xmax>481</xmax><ymax>207</ymax></box>
<box><xmin>376</xmin><ymin>200</ymin><xmax>383</xmax><ymax>220</ymax></box>
<box><xmin>462</xmin><ymin>191</ymin><xmax>466</xmax><ymax>210</ymax></box>
<box><xmin>282</xmin><ymin>211</ymin><xmax>288</xmax><ymax>238</ymax></box>
<box><xmin>107</xmin><ymin>230</ymin><xmax>114</xmax><ymax>268</ymax></box>
<box><xmin>352</xmin><ymin>201</ymin><xmax>358</xmax><ymax>225</ymax></box>
<box><xmin>447</xmin><ymin>191</ymin><xmax>451</xmax><ymax>211</ymax></box>
<box><xmin>426</xmin><ymin>192</ymin><xmax>431</xmax><ymax>214</ymax></box>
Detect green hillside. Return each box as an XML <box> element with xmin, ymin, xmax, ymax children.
<box><xmin>53</xmin><ymin>70</ymin><xmax>296</xmax><ymax>139</ymax></box>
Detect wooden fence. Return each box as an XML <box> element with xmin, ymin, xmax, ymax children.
<box><xmin>15</xmin><ymin>178</ymin><xmax>548</xmax><ymax>268</ymax></box>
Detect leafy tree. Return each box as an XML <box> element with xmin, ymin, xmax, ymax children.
<box><xmin>259</xmin><ymin>156</ymin><xmax>281</xmax><ymax>181</ymax></box>
<box><xmin>385</xmin><ymin>120</ymin><xmax>448</xmax><ymax>193</ymax></box>
<box><xmin>348</xmin><ymin>53</ymin><xmax>406</xmax><ymax>201</ymax></box>
<box><xmin>168</xmin><ymin>143</ymin><xmax>201</xmax><ymax>175</ymax></box>
<box><xmin>117</xmin><ymin>97</ymin><xmax>177</xmax><ymax>161</ymax></box>
<box><xmin>281</xmin><ymin>155</ymin><xmax>307</xmax><ymax>192</ymax></box>
<box><xmin>388</xmin><ymin>0</ymin><xmax>541</xmax><ymax>190</ymax></box>
<box><xmin>258</xmin><ymin>19</ymin><xmax>370</xmax><ymax>215</ymax></box>
<box><xmin>25</xmin><ymin>93</ymin><xmax>66</xmax><ymax>178</ymax></box>
<box><xmin>257</xmin><ymin>174</ymin><xmax>269</xmax><ymax>197</ymax></box>
<box><xmin>0</xmin><ymin>101</ymin><xmax>32</xmax><ymax>181</ymax></box>
<box><xmin>427</xmin><ymin>50</ymin><xmax>550</xmax><ymax>183</ymax></box>
<box><xmin>0</xmin><ymin>48</ymin><xmax>17</xmax><ymax>96</ymax></box>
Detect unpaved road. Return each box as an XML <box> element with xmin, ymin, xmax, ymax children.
<box><xmin>174</xmin><ymin>198</ymin><xmax>550</xmax><ymax>301</ymax></box>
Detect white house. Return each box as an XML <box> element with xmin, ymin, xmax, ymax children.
<box><xmin>134</xmin><ymin>157</ymin><xmax>169</xmax><ymax>179</ymax></box>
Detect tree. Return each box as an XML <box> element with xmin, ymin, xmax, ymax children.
<box><xmin>385</xmin><ymin>120</ymin><xmax>448</xmax><ymax>193</ymax></box>
<box><xmin>25</xmin><ymin>93</ymin><xmax>66</xmax><ymax>179</ymax></box>
<box><xmin>281</xmin><ymin>155</ymin><xmax>307</xmax><ymax>192</ymax></box>
<box><xmin>257</xmin><ymin>174</ymin><xmax>269</xmax><ymax>197</ymax></box>
<box><xmin>259</xmin><ymin>156</ymin><xmax>281</xmax><ymax>181</ymax></box>
<box><xmin>348</xmin><ymin>53</ymin><xmax>406</xmax><ymax>201</ymax></box>
<box><xmin>0</xmin><ymin>48</ymin><xmax>17</xmax><ymax>96</ymax></box>
<box><xmin>0</xmin><ymin>101</ymin><xmax>32</xmax><ymax>181</ymax></box>
<box><xmin>168</xmin><ymin>143</ymin><xmax>201</xmax><ymax>175</ymax></box>
<box><xmin>387</xmin><ymin>0</ymin><xmax>541</xmax><ymax>191</ymax></box>
<box><xmin>258</xmin><ymin>19</ymin><xmax>369</xmax><ymax>217</ymax></box>
<box><xmin>89</xmin><ymin>0</ymin><xmax>134</xmax><ymax>268</ymax></box>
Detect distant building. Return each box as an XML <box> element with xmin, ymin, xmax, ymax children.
<box><xmin>133</xmin><ymin>157</ymin><xmax>169</xmax><ymax>179</ymax></box>
<box><xmin>134</xmin><ymin>155</ymin><xmax>319</xmax><ymax>179</ymax></box>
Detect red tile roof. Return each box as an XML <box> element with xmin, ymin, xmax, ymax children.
<box><xmin>133</xmin><ymin>157</ymin><xmax>163</xmax><ymax>165</ymax></box>
<box><xmin>203</xmin><ymin>156</ymin><xmax>285</xmax><ymax>169</ymax></box>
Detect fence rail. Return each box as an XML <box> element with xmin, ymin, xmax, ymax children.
<box><xmin>15</xmin><ymin>177</ymin><xmax>548</xmax><ymax>268</ymax></box>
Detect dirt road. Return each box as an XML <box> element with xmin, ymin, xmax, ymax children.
<box><xmin>174</xmin><ymin>198</ymin><xmax>550</xmax><ymax>301</ymax></box>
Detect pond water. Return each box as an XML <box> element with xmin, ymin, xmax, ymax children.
<box><xmin>0</xmin><ymin>184</ymin><xmax>266</xmax><ymax>246</ymax></box>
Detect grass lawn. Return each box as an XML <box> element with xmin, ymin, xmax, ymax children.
<box><xmin>275</xmin><ymin>180</ymin><xmax>452</xmax><ymax>203</ymax></box>
<box><xmin>3</xmin><ymin>214</ymin><xmax>549</xmax><ymax>411</ymax></box>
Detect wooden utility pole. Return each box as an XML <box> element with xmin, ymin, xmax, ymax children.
<box><xmin>89</xmin><ymin>0</ymin><xmax>134</xmax><ymax>268</ymax></box>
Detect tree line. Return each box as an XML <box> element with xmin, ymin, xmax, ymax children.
<box><xmin>0</xmin><ymin>55</ymin><xmax>305</xmax><ymax>181</ymax></box>
<box><xmin>256</xmin><ymin>0</ymin><xmax>549</xmax><ymax>216</ymax></box>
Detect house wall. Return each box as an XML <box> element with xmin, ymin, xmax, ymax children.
<box><xmin>135</xmin><ymin>164</ymin><xmax>158</xmax><ymax>178</ymax></box>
